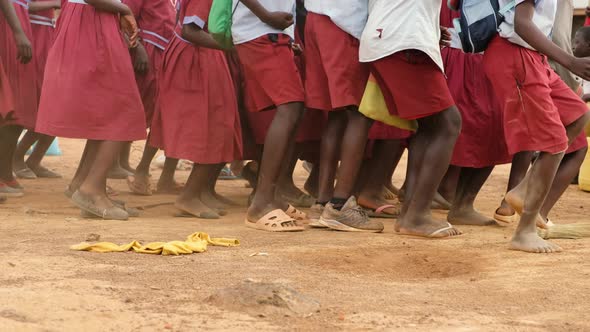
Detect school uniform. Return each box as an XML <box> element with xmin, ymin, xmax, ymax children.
<box><xmin>0</xmin><ymin>0</ymin><xmax>38</xmax><ymax>129</ymax></box>
<box><xmin>440</xmin><ymin>4</ymin><xmax>511</xmax><ymax>168</ymax></box>
<box><xmin>359</xmin><ymin>0</ymin><xmax>455</xmax><ymax>121</ymax></box>
<box><xmin>154</xmin><ymin>0</ymin><xmax>242</xmax><ymax>164</ymax></box>
<box><xmin>232</xmin><ymin>0</ymin><xmax>304</xmax><ymax>114</ymax></box>
<box><xmin>123</xmin><ymin>0</ymin><xmax>175</xmax><ymax>127</ymax></box>
<box><xmin>0</xmin><ymin>61</ymin><xmax>15</xmax><ymax>125</ymax></box>
<box><xmin>484</xmin><ymin>0</ymin><xmax>589</xmax><ymax>155</ymax></box>
<box><xmin>30</xmin><ymin>0</ymin><xmax>56</xmax><ymax>97</ymax></box>
<box><xmin>35</xmin><ymin>0</ymin><xmax>146</xmax><ymax>141</ymax></box>
<box><xmin>304</xmin><ymin>0</ymin><xmax>369</xmax><ymax>111</ymax></box>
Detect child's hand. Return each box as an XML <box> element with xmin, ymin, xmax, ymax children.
<box><xmin>263</xmin><ymin>11</ymin><xmax>294</xmax><ymax>30</ymax></box>
<box><xmin>291</xmin><ymin>43</ymin><xmax>303</xmax><ymax>56</ymax></box>
<box><xmin>120</xmin><ymin>14</ymin><xmax>139</xmax><ymax>48</ymax></box>
<box><xmin>132</xmin><ymin>42</ymin><xmax>149</xmax><ymax>75</ymax></box>
<box><xmin>440</xmin><ymin>26</ymin><xmax>451</xmax><ymax>47</ymax></box>
<box><xmin>13</xmin><ymin>31</ymin><xmax>32</xmax><ymax>64</ymax></box>
<box><xmin>569</xmin><ymin>57</ymin><xmax>590</xmax><ymax>81</ymax></box>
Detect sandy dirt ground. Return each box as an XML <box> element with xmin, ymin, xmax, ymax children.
<box><xmin>1</xmin><ymin>138</ymin><xmax>590</xmax><ymax>331</ymax></box>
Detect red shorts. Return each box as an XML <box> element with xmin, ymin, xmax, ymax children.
<box><xmin>304</xmin><ymin>13</ymin><xmax>369</xmax><ymax>111</ymax></box>
<box><xmin>484</xmin><ymin>37</ymin><xmax>589</xmax><ymax>155</ymax></box>
<box><xmin>370</xmin><ymin>51</ymin><xmax>455</xmax><ymax>120</ymax></box>
<box><xmin>566</xmin><ymin>131</ymin><xmax>589</xmax><ymax>154</ymax></box>
<box><xmin>235</xmin><ymin>34</ymin><xmax>304</xmax><ymax>112</ymax></box>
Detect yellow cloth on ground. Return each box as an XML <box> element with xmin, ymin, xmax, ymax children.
<box><xmin>358</xmin><ymin>75</ymin><xmax>418</xmax><ymax>131</ymax></box>
<box><xmin>71</xmin><ymin>232</ymin><xmax>239</xmax><ymax>256</ymax></box>
<box><xmin>580</xmin><ymin>138</ymin><xmax>590</xmax><ymax>192</ymax></box>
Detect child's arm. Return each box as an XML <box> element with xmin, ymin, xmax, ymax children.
<box><xmin>0</xmin><ymin>0</ymin><xmax>32</xmax><ymax>63</ymax></box>
<box><xmin>28</xmin><ymin>0</ymin><xmax>60</xmax><ymax>13</ymax></box>
<box><xmin>181</xmin><ymin>23</ymin><xmax>224</xmax><ymax>50</ymax></box>
<box><xmin>239</xmin><ymin>0</ymin><xmax>294</xmax><ymax>30</ymax></box>
<box><xmin>515</xmin><ymin>0</ymin><xmax>590</xmax><ymax>80</ymax></box>
<box><xmin>85</xmin><ymin>0</ymin><xmax>138</xmax><ymax>46</ymax></box>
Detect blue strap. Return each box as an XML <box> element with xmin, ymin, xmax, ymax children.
<box><xmin>499</xmin><ymin>0</ymin><xmax>516</xmax><ymax>15</ymax></box>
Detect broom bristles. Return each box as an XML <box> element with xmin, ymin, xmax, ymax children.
<box><xmin>537</xmin><ymin>223</ymin><xmax>590</xmax><ymax>239</ymax></box>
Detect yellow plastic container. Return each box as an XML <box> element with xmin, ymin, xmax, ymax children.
<box><xmin>580</xmin><ymin>138</ymin><xmax>590</xmax><ymax>192</ymax></box>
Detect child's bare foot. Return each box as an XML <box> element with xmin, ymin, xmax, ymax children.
<box><xmin>276</xmin><ymin>186</ymin><xmax>315</xmax><ymax>208</ymax></box>
<box><xmin>108</xmin><ymin>165</ymin><xmax>133</xmax><ymax>179</ymax></box>
<box><xmin>175</xmin><ymin>197</ymin><xmax>219</xmax><ymax>219</ymax></box>
<box><xmin>448</xmin><ymin>207</ymin><xmax>496</xmax><ymax>226</ymax></box>
<box><xmin>431</xmin><ymin>192</ymin><xmax>452</xmax><ymax>210</ymax></box>
<box><xmin>395</xmin><ymin>214</ymin><xmax>462</xmax><ymax>238</ymax></box>
<box><xmin>156</xmin><ymin>179</ymin><xmax>183</xmax><ymax>194</ymax></box>
<box><xmin>200</xmin><ymin>191</ymin><xmax>228</xmax><ymax>215</ymax></box>
<box><xmin>510</xmin><ymin>229</ymin><xmax>562</xmax><ymax>253</ymax></box>
<box><xmin>127</xmin><ymin>173</ymin><xmax>152</xmax><ymax>195</ymax></box>
<box><xmin>213</xmin><ymin>192</ymin><xmax>240</xmax><ymax>206</ymax></box>
<box><xmin>504</xmin><ymin>190</ymin><xmax>549</xmax><ymax>229</ymax></box>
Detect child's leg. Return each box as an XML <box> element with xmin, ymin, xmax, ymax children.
<box><xmin>316</xmin><ymin>111</ymin><xmax>348</xmax><ymax>204</ymax></box>
<box><xmin>208</xmin><ymin>162</ymin><xmax>239</xmax><ymax>206</ymax></box>
<box><xmin>157</xmin><ymin>157</ymin><xmax>180</xmax><ymax>192</ymax></box>
<box><xmin>0</xmin><ymin>125</ymin><xmax>22</xmax><ymax>182</ymax></box>
<box><xmin>78</xmin><ymin>140</ymin><xmax>124</xmax><ymax>210</ymax></box>
<box><xmin>330</xmin><ymin>110</ymin><xmax>373</xmax><ymax>202</ymax></box>
<box><xmin>540</xmin><ymin>148</ymin><xmax>587</xmax><ymax>220</ymax></box>
<box><xmin>447</xmin><ymin>166</ymin><xmax>496</xmax><ymax>226</ymax></box>
<box><xmin>13</xmin><ymin>130</ymin><xmax>38</xmax><ymax>176</ymax></box>
<box><xmin>395</xmin><ymin>106</ymin><xmax>462</xmax><ymax>237</ymax></box>
<box><xmin>127</xmin><ymin>140</ymin><xmax>159</xmax><ymax>195</ymax></box>
<box><xmin>510</xmin><ymin>151</ymin><xmax>564</xmax><ymax>253</ymax></box>
<box><xmin>200</xmin><ymin>162</ymin><xmax>231</xmax><ymax>212</ymax></box>
<box><xmin>247</xmin><ymin>102</ymin><xmax>303</xmax><ymax>222</ymax></box>
<box><xmin>276</xmin><ymin>144</ymin><xmax>314</xmax><ymax>207</ymax></box>
<box><xmin>496</xmin><ymin>151</ymin><xmax>534</xmax><ymax>217</ymax></box>
<box><xmin>438</xmin><ymin>166</ymin><xmax>461</xmax><ymax>204</ymax></box>
<box><xmin>175</xmin><ymin>164</ymin><xmax>219</xmax><ymax>219</ymax></box>
<box><xmin>119</xmin><ymin>141</ymin><xmax>133</xmax><ymax>173</ymax></box>
<box><xmin>26</xmin><ymin>134</ymin><xmax>57</xmax><ymax>170</ymax></box>
<box><xmin>303</xmin><ymin>161</ymin><xmax>319</xmax><ymax>198</ymax></box>
<box><xmin>108</xmin><ymin>153</ymin><xmax>132</xmax><ymax>179</ymax></box>
<box><xmin>358</xmin><ymin>139</ymin><xmax>404</xmax><ymax>215</ymax></box>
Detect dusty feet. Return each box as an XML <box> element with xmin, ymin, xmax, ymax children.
<box><xmin>504</xmin><ymin>190</ymin><xmax>548</xmax><ymax>229</ymax></box>
<box><xmin>175</xmin><ymin>196</ymin><xmax>219</xmax><ymax>219</ymax></box>
<box><xmin>200</xmin><ymin>191</ymin><xmax>229</xmax><ymax>216</ymax></box>
<box><xmin>29</xmin><ymin>164</ymin><xmax>62</xmax><ymax>178</ymax></box>
<box><xmin>431</xmin><ymin>192</ymin><xmax>452</xmax><ymax>210</ymax></box>
<box><xmin>448</xmin><ymin>206</ymin><xmax>496</xmax><ymax>226</ymax></box>
<box><xmin>107</xmin><ymin>165</ymin><xmax>133</xmax><ymax>179</ymax></box>
<box><xmin>510</xmin><ymin>230</ymin><xmax>562</xmax><ymax>253</ymax></box>
<box><xmin>276</xmin><ymin>185</ymin><xmax>315</xmax><ymax>208</ymax></box>
<box><xmin>156</xmin><ymin>179</ymin><xmax>184</xmax><ymax>195</ymax></box>
<box><xmin>127</xmin><ymin>173</ymin><xmax>152</xmax><ymax>196</ymax></box>
<box><xmin>357</xmin><ymin>193</ymin><xmax>400</xmax><ymax>216</ymax></box>
<box><xmin>395</xmin><ymin>214</ymin><xmax>462</xmax><ymax>238</ymax></box>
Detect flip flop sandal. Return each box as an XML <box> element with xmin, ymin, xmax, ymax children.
<box><xmin>107</xmin><ymin>168</ymin><xmax>133</xmax><ymax>180</ymax></box>
<box><xmin>64</xmin><ymin>185</ymin><xmax>74</xmax><ymax>198</ymax></box>
<box><xmin>365</xmin><ymin>204</ymin><xmax>400</xmax><ymax>219</ymax></box>
<box><xmin>396</xmin><ymin>222</ymin><xmax>460</xmax><ymax>238</ymax></box>
<box><xmin>245</xmin><ymin>209</ymin><xmax>304</xmax><ymax>232</ymax></box>
<box><xmin>285</xmin><ymin>204</ymin><xmax>309</xmax><ymax>223</ymax></box>
<box><xmin>0</xmin><ymin>182</ymin><xmax>24</xmax><ymax>197</ymax></box>
<box><xmin>382</xmin><ymin>187</ymin><xmax>396</xmax><ymax>200</ymax></box>
<box><xmin>32</xmin><ymin>166</ymin><xmax>62</xmax><ymax>178</ymax></box>
<box><xmin>493</xmin><ymin>209</ymin><xmax>515</xmax><ymax>225</ymax></box>
<box><xmin>109</xmin><ymin>198</ymin><xmax>140</xmax><ymax>217</ymax></box>
<box><xmin>127</xmin><ymin>175</ymin><xmax>153</xmax><ymax>196</ymax></box>
<box><xmin>71</xmin><ymin>190</ymin><xmax>129</xmax><ymax>220</ymax></box>
<box><xmin>15</xmin><ymin>167</ymin><xmax>37</xmax><ymax>179</ymax></box>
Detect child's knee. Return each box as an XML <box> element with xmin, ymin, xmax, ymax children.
<box><xmin>439</xmin><ymin>106</ymin><xmax>462</xmax><ymax>137</ymax></box>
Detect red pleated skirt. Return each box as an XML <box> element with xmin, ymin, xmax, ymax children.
<box><xmin>136</xmin><ymin>42</ymin><xmax>163</xmax><ymax>127</ymax></box>
<box><xmin>30</xmin><ymin>21</ymin><xmax>55</xmax><ymax>96</ymax></box>
<box><xmin>443</xmin><ymin>47</ymin><xmax>511</xmax><ymax>168</ymax></box>
<box><xmin>153</xmin><ymin>35</ymin><xmax>242</xmax><ymax>164</ymax></box>
<box><xmin>0</xmin><ymin>61</ymin><xmax>15</xmax><ymax>125</ymax></box>
<box><xmin>35</xmin><ymin>2</ymin><xmax>146</xmax><ymax>141</ymax></box>
<box><xmin>0</xmin><ymin>2</ymin><xmax>38</xmax><ymax>129</ymax></box>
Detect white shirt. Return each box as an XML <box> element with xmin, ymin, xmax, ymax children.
<box><xmin>359</xmin><ymin>0</ymin><xmax>444</xmax><ymax>71</ymax></box>
<box><xmin>499</xmin><ymin>0</ymin><xmax>557</xmax><ymax>50</ymax></box>
<box><xmin>232</xmin><ymin>0</ymin><xmax>296</xmax><ymax>45</ymax></box>
<box><xmin>304</xmin><ymin>0</ymin><xmax>368</xmax><ymax>39</ymax></box>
